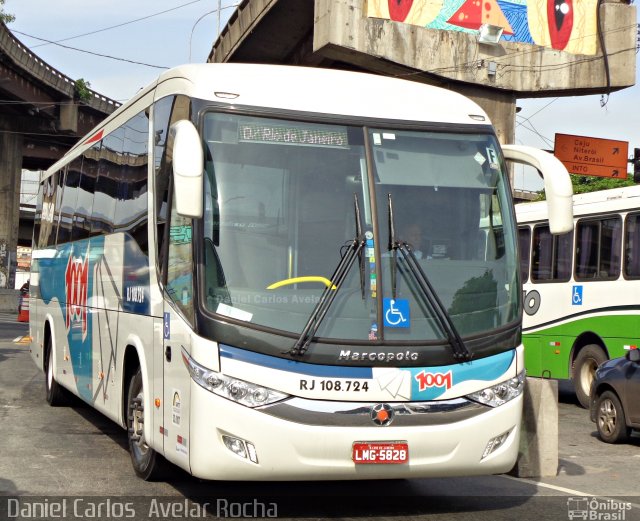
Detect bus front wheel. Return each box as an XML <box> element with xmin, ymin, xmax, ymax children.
<box><xmin>572</xmin><ymin>344</ymin><xmax>607</xmax><ymax>409</ymax></box>
<box><xmin>127</xmin><ymin>368</ymin><xmax>165</xmax><ymax>480</ymax></box>
<box><xmin>45</xmin><ymin>334</ymin><xmax>68</xmax><ymax>406</ymax></box>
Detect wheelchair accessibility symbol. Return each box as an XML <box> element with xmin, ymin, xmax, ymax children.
<box><xmin>383</xmin><ymin>298</ymin><xmax>410</xmax><ymax>328</ymax></box>
<box><xmin>572</xmin><ymin>286</ymin><xmax>583</xmax><ymax>306</ymax></box>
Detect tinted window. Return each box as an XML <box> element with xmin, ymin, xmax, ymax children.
<box><xmin>57</xmin><ymin>167</ymin><xmax>80</xmax><ymax>245</ymax></box>
<box><xmin>531</xmin><ymin>225</ymin><xmax>573</xmax><ymax>282</ymax></box>
<box><xmin>575</xmin><ymin>217</ymin><xmax>621</xmax><ymax>280</ymax></box>
<box><xmin>625</xmin><ymin>213</ymin><xmax>640</xmax><ymax>278</ymax></box>
<box><xmin>32</xmin><ymin>175</ymin><xmax>43</xmax><ymax>249</ymax></box>
<box><xmin>73</xmin><ymin>157</ymin><xmax>97</xmax><ymax>241</ymax></box>
<box><xmin>90</xmin><ymin>140</ymin><xmax>118</xmax><ymax>236</ymax></box>
<box><xmin>38</xmin><ymin>172</ymin><xmax>60</xmax><ymax>249</ymax></box>
<box><xmin>115</xmin><ymin>111</ymin><xmax>149</xmax><ymax>254</ymax></box>
<box><xmin>154</xmin><ymin>96</ymin><xmax>191</xmax><ymax>276</ymax></box>
<box><xmin>518</xmin><ymin>226</ymin><xmax>531</xmax><ymax>283</ymax></box>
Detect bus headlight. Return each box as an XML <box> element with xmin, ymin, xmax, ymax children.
<box><xmin>182</xmin><ymin>349</ymin><xmax>289</xmax><ymax>407</ymax></box>
<box><xmin>466</xmin><ymin>371</ymin><xmax>525</xmax><ymax>408</ymax></box>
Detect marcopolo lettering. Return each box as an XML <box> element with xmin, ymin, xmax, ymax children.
<box><xmin>338</xmin><ymin>350</ymin><xmax>419</xmax><ymax>362</ymax></box>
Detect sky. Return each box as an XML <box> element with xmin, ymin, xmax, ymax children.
<box><xmin>4</xmin><ymin>0</ymin><xmax>640</xmax><ymax>191</ymax></box>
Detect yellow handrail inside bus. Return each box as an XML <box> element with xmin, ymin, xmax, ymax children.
<box><xmin>267</xmin><ymin>276</ymin><xmax>337</xmax><ymax>290</ymax></box>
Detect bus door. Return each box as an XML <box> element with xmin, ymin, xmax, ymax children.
<box><xmin>160</xmin><ymin>206</ymin><xmax>195</xmax><ymax>469</ymax></box>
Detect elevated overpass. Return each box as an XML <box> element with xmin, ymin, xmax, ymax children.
<box><xmin>0</xmin><ymin>20</ymin><xmax>118</xmax><ymax>288</ymax></box>
<box><xmin>208</xmin><ymin>0</ymin><xmax>635</xmax><ymax>145</ymax></box>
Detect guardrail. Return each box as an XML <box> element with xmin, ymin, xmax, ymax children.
<box><xmin>0</xmin><ymin>20</ymin><xmax>120</xmax><ymax>114</ymax></box>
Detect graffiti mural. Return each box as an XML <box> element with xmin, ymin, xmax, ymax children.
<box><xmin>367</xmin><ymin>0</ymin><xmax>598</xmax><ymax>55</ymax></box>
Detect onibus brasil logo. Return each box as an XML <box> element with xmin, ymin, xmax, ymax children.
<box><xmin>65</xmin><ymin>249</ymin><xmax>89</xmax><ymax>341</ymax></box>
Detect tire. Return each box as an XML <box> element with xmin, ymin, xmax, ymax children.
<box><xmin>45</xmin><ymin>334</ymin><xmax>68</xmax><ymax>406</ymax></box>
<box><xmin>572</xmin><ymin>344</ymin><xmax>607</xmax><ymax>409</ymax></box>
<box><xmin>595</xmin><ymin>390</ymin><xmax>631</xmax><ymax>444</ymax></box>
<box><xmin>127</xmin><ymin>367</ymin><xmax>165</xmax><ymax>480</ymax></box>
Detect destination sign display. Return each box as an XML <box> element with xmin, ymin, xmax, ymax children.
<box><xmin>554</xmin><ymin>133</ymin><xmax>629</xmax><ymax>178</ymax></box>
<box><xmin>239</xmin><ymin>123</ymin><xmax>348</xmax><ymax>148</ymax></box>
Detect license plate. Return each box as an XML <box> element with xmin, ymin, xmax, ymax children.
<box><xmin>352</xmin><ymin>441</ymin><xmax>409</xmax><ymax>464</ymax></box>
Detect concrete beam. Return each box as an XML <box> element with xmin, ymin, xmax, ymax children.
<box><xmin>312</xmin><ymin>0</ymin><xmax>636</xmax><ymax>97</ymax></box>
<box><xmin>58</xmin><ymin>101</ymin><xmax>78</xmax><ymax>133</ymax></box>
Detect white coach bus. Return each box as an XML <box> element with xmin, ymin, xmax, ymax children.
<box><xmin>29</xmin><ymin>64</ymin><xmax>572</xmax><ymax>480</ymax></box>
<box><xmin>517</xmin><ymin>185</ymin><xmax>640</xmax><ymax>407</ymax></box>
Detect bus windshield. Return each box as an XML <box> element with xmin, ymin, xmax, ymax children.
<box><xmin>201</xmin><ymin>112</ymin><xmax>519</xmax><ymax>343</ymax></box>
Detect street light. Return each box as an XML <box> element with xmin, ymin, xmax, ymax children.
<box><xmin>189</xmin><ymin>1</ymin><xmax>240</xmax><ymax>62</ymax></box>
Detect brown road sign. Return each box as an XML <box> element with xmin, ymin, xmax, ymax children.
<box><xmin>554</xmin><ymin>133</ymin><xmax>629</xmax><ymax>178</ymax></box>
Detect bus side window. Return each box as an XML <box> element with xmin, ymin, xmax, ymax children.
<box><xmin>518</xmin><ymin>226</ymin><xmax>530</xmax><ymax>283</ymax></box>
<box><xmin>38</xmin><ymin>172</ymin><xmax>61</xmax><ymax>249</ymax></box>
<box><xmin>165</xmin><ymin>188</ymin><xmax>195</xmax><ymax>325</ymax></box>
<box><xmin>74</xmin><ymin>156</ymin><xmax>96</xmax><ymax>241</ymax></box>
<box><xmin>58</xmin><ymin>166</ymin><xmax>80</xmax><ymax>245</ymax></box>
<box><xmin>624</xmin><ymin>213</ymin><xmax>640</xmax><ymax>278</ymax></box>
<box><xmin>532</xmin><ymin>225</ymin><xmax>573</xmax><ymax>282</ymax></box>
<box><xmin>575</xmin><ymin>217</ymin><xmax>621</xmax><ymax>280</ymax></box>
<box><xmin>154</xmin><ymin>95</ymin><xmax>191</xmax><ymax>277</ymax></box>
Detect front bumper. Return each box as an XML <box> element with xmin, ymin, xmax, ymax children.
<box><xmin>187</xmin><ymin>381</ymin><xmax>522</xmax><ymax>481</ymax></box>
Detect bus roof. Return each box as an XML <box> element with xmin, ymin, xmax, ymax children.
<box><xmin>45</xmin><ymin>64</ymin><xmax>492</xmax><ymax>179</ymax></box>
<box><xmin>515</xmin><ymin>184</ymin><xmax>640</xmax><ymax>223</ymax></box>
<box><xmin>153</xmin><ymin>63</ymin><xmax>490</xmax><ymax>124</ymax></box>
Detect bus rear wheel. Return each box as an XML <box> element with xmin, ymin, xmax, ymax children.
<box><xmin>572</xmin><ymin>344</ymin><xmax>607</xmax><ymax>409</ymax></box>
<box><xmin>127</xmin><ymin>368</ymin><xmax>165</xmax><ymax>481</ymax></box>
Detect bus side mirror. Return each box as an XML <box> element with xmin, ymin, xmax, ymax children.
<box><xmin>629</xmin><ymin>349</ymin><xmax>640</xmax><ymax>363</ymax></box>
<box><xmin>502</xmin><ymin>145</ymin><xmax>573</xmax><ymax>234</ymax></box>
<box><xmin>171</xmin><ymin>120</ymin><xmax>204</xmax><ymax>219</ymax></box>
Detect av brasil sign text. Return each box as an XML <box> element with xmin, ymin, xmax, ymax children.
<box><xmin>554</xmin><ymin>133</ymin><xmax>629</xmax><ymax>178</ymax></box>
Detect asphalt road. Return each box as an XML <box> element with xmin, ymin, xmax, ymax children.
<box><xmin>1</xmin><ymin>312</ymin><xmax>639</xmax><ymax>520</ymax></box>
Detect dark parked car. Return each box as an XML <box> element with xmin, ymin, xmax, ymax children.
<box><xmin>590</xmin><ymin>348</ymin><xmax>640</xmax><ymax>443</ymax></box>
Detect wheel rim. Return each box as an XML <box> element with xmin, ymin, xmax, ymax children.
<box><xmin>597</xmin><ymin>398</ymin><xmax>617</xmax><ymax>436</ymax></box>
<box><xmin>579</xmin><ymin>358</ymin><xmax>598</xmax><ymax>397</ymax></box>
<box><xmin>130</xmin><ymin>391</ymin><xmax>149</xmax><ymax>457</ymax></box>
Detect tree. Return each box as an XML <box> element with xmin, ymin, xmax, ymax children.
<box><xmin>0</xmin><ymin>0</ymin><xmax>15</xmax><ymax>24</ymax></box>
<box><xmin>536</xmin><ymin>174</ymin><xmax>635</xmax><ymax>200</ymax></box>
<box><xmin>570</xmin><ymin>174</ymin><xmax>635</xmax><ymax>194</ymax></box>
<box><xmin>74</xmin><ymin>79</ymin><xmax>92</xmax><ymax>102</ymax></box>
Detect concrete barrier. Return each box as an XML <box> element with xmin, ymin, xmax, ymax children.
<box><xmin>0</xmin><ymin>289</ymin><xmax>20</xmax><ymax>313</ymax></box>
<box><xmin>512</xmin><ymin>377</ymin><xmax>559</xmax><ymax>478</ymax></box>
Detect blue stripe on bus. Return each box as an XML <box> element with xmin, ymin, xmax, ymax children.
<box><xmin>408</xmin><ymin>349</ymin><xmax>515</xmax><ymax>400</ymax></box>
<box><xmin>219</xmin><ymin>344</ymin><xmax>374</xmax><ymax>378</ymax></box>
<box><xmin>219</xmin><ymin>344</ymin><xmax>515</xmax><ymax>389</ymax></box>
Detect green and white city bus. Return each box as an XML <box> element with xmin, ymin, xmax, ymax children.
<box><xmin>517</xmin><ymin>185</ymin><xmax>640</xmax><ymax>407</ymax></box>
<box><xmin>29</xmin><ymin>63</ymin><xmax>571</xmax><ymax>480</ymax></box>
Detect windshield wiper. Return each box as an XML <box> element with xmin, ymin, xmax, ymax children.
<box><xmin>387</xmin><ymin>194</ymin><xmax>472</xmax><ymax>362</ymax></box>
<box><xmin>288</xmin><ymin>194</ymin><xmax>366</xmax><ymax>356</ymax></box>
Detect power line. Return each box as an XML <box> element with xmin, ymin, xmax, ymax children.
<box><xmin>515</xmin><ymin>116</ymin><xmax>554</xmax><ymax>149</ymax></box>
<box><xmin>516</xmin><ymin>98</ymin><xmax>559</xmax><ymax>129</ymax></box>
<box><xmin>26</xmin><ymin>0</ymin><xmax>207</xmax><ymax>48</ymax></box>
<box><xmin>11</xmin><ymin>30</ymin><xmax>169</xmax><ymax>70</ymax></box>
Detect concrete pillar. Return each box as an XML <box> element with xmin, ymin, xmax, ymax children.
<box><xmin>0</xmin><ymin>132</ymin><xmax>23</xmax><ymax>289</ymax></box>
<box><xmin>450</xmin><ymin>86</ymin><xmax>517</xmax><ymax>186</ymax></box>
<box><xmin>512</xmin><ymin>377</ymin><xmax>559</xmax><ymax>478</ymax></box>
<box><xmin>59</xmin><ymin>101</ymin><xmax>78</xmax><ymax>133</ymax></box>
